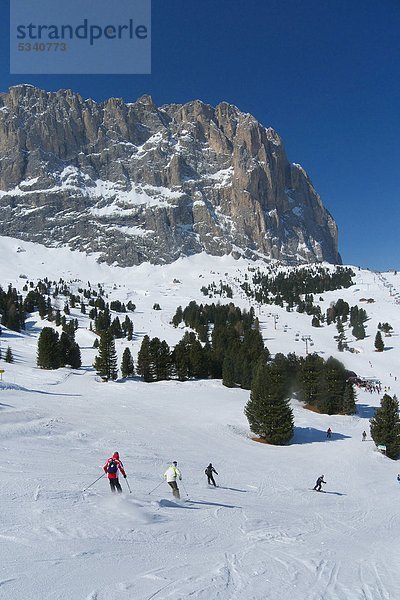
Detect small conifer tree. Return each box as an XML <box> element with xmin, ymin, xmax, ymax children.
<box><xmin>137</xmin><ymin>335</ymin><xmax>153</xmax><ymax>382</ymax></box>
<box><xmin>68</xmin><ymin>342</ymin><xmax>82</xmax><ymax>369</ymax></box>
<box><xmin>222</xmin><ymin>353</ymin><xmax>236</xmax><ymax>388</ymax></box>
<box><xmin>5</xmin><ymin>346</ymin><xmax>13</xmax><ymax>363</ymax></box>
<box><xmin>374</xmin><ymin>331</ymin><xmax>384</xmax><ymax>352</ymax></box>
<box><xmin>245</xmin><ymin>361</ymin><xmax>294</xmax><ymax>445</ymax></box>
<box><xmin>37</xmin><ymin>327</ymin><xmax>60</xmax><ymax>369</ymax></box>
<box><xmin>94</xmin><ymin>329</ymin><xmax>118</xmax><ymax>381</ymax></box>
<box><xmin>121</xmin><ymin>347</ymin><xmax>135</xmax><ymax>378</ymax></box>
<box><xmin>370</xmin><ymin>394</ymin><xmax>400</xmax><ymax>459</ymax></box>
<box><xmin>352</xmin><ymin>322</ymin><xmax>366</xmax><ymax>340</ymax></box>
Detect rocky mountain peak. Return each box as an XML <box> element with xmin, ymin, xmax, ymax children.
<box><xmin>0</xmin><ymin>85</ymin><xmax>340</xmax><ymax>266</ymax></box>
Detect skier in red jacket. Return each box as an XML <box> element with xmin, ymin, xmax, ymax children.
<box><xmin>103</xmin><ymin>451</ymin><xmax>126</xmax><ymax>493</ymax></box>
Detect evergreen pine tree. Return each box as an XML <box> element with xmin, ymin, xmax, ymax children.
<box><xmin>58</xmin><ymin>331</ymin><xmax>72</xmax><ymax>367</ymax></box>
<box><xmin>94</xmin><ymin>329</ymin><xmax>118</xmax><ymax>381</ymax></box>
<box><xmin>37</xmin><ymin>295</ymin><xmax>47</xmax><ymax>319</ymax></box>
<box><xmin>342</xmin><ymin>380</ymin><xmax>357</xmax><ymax>415</ymax></box>
<box><xmin>317</xmin><ymin>357</ymin><xmax>347</xmax><ymax>414</ymax></box>
<box><xmin>352</xmin><ymin>321</ymin><xmax>366</xmax><ymax>340</ymax></box>
<box><xmin>370</xmin><ymin>394</ymin><xmax>400</xmax><ymax>459</ymax></box>
<box><xmin>244</xmin><ymin>361</ymin><xmax>294</xmax><ymax>445</ymax></box>
<box><xmin>147</xmin><ymin>337</ymin><xmax>171</xmax><ymax>381</ymax></box>
<box><xmin>127</xmin><ymin>318</ymin><xmax>134</xmax><ymax>341</ymax></box>
<box><xmin>172</xmin><ymin>306</ymin><xmax>183</xmax><ymax>327</ymax></box>
<box><xmin>5</xmin><ymin>346</ymin><xmax>13</xmax><ymax>363</ymax></box>
<box><xmin>297</xmin><ymin>353</ymin><xmax>324</xmax><ymax>407</ymax></box>
<box><xmin>311</xmin><ymin>316</ymin><xmax>320</xmax><ymax>327</ymax></box>
<box><xmin>110</xmin><ymin>316</ymin><xmax>123</xmax><ymax>338</ymax></box>
<box><xmin>37</xmin><ymin>327</ymin><xmax>60</xmax><ymax>369</ymax></box>
<box><xmin>6</xmin><ymin>302</ymin><xmax>20</xmax><ymax>332</ymax></box>
<box><xmin>137</xmin><ymin>335</ymin><xmax>154</xmax><ymax>382</ymax></box>
<box><xmin>172</xmin><ymin>335</ymin><xmax>192</xmax><ymax>381</ymax></box>
<box><xmin>189</xmin><ymin>338</ymin><xmax>209</xmax><ymax>379</ymax></box>
<box><xmin>68</xmin><ymin>342</ymin><xmax>82</xmax><ymax>369</ymax></box>
<box><xmin>336</xmin><ymin>318</ymin><xmax>347</xmax><ymax>352</ymax></box>
<box><xmin>374</xmin><ymin>331</ymin><xmax>384</xmax><ymax>352</ymax></box>
<box><xmin>121</xmin><ymin>347</ymin><xmax>135</xmax><ymax>378</ymax></box>
<box><xmin>222</xmin><ymin>352</ymin><xmax>236</xmax><ymax>388</ymax></box>
<box><xmin>239</xmin><ymin>355</ymin><xmax>254</xmax><ymax>390</ymax></box>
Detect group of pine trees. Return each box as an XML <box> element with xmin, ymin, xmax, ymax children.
<box><xmin>137</xmin><ymin>300</ymin><xmax>357</xmax><ymax>424</ymax></box>
<box><xmin>0</xmin><ymin>284</ymin><xmax>26</xmax><ymax>331</ymax></box>
<box><xmin>246</xmin><ymin>367</ymin><xmax>400</xmax><ymax>453</ymax></box>
<box><xmin>244</xmin><ymin>351</ymin><xmax>356</xmax><ymax>444</ymax></box>
<box><xmin>93</xmin><ymin>329</ymin><xmax>135</xmax><ymax>381</ymax></box>
<box><xmin>295</xmin><ymin>353</ymin><xmax>356</xmax><ymax>414</ymax></box>
<box><xmin>240</xmin><ymin>265</ymin><xmax>354</xmax><ymax>309</ymax></box>
<box><xmin>37</xmin><ymin>325</ymin><xmax>81</xmax><ymax>369</ymax></box>
<box><xmin>89</xmin><ymin>305</ymin><xmax>134</xmax><ymax>340</ymax></box>
<box><xmin>201</xmin><ymin>281</ymin><xmax>233</xmax><ymax>298</ymax></box>
<box><xmin>137</xmin><ymin>302</ymin><xmax>266</xmax><ymax>387</ymax></box>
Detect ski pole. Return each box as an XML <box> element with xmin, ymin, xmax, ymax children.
<box><xmin>83</xmin><ymin>472</ymin><xmax>105</xmax><ymax>492</ymax></box>
<box><xmin>181</xmin><ymin>481</ymin><xmax>189</xmax><ymax>498</ymax></box>
<box><xmin>125</xmin><ymin>477</ymin><xmax>132</xmax><ymax>494</ymax></box>
<box><xmin>148</xmin><ymin>480</ymin><xmax>164</xmax><ymax>495</ymax></box>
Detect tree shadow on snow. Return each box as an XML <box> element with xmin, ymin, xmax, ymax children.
<box><xmin>0</xmin><ymin>329</ymin><xmax>24</xmax><ymax>340</ymax></box>
<box><xmin>292</xmin><ymin>427</ymin><xmax>351</xmax><ymax>445</ymax></box>
<box><xmin>356</xmin><ymin>403</ymin><xmax>376</xmax><ymax>419</ymax></box>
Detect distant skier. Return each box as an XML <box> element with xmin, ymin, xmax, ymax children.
<box><xmin>103</xmin><ymin>451</ymin><xmax>126</xmax><ymax>493</ymax></box>
<box><xmin>326</xmin><ymin>428</ymin><xmax>332</xmax><ymax>439</ymax></box>
<box><xmin>164</xmin><ymin>461</ymin><xmax>182</xmax><ymax>499</ymax></box>
<box><xmin>397</xmin><ymin>474</ymin><xmax>400</xmax><ymax>485</ymax></box>
<box><xmin>205</xmin><ymin>463</ymin><xmax>218</xmax><ymax>487</ymax></box>
<box><xmin>313</xmin><ymin>475</ymin><xmax>326</xmax><ymax>492</ymax></box>
<box><xmin>362</xmin><ymin>431</ymin><xmax>367</xmax><ymax>442</ymax></box>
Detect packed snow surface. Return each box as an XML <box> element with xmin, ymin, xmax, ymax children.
<box><xmin>0</xmin><ymin>235</ymin><xmax>400</xmax><ymax>599</ymax></box>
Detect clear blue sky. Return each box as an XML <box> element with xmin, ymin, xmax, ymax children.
<box><xmin>1</xmin><ymin>0</ymin><xmax>399</xmax><ymax>271</ymax></box>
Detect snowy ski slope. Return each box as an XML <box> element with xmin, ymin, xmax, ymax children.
<box><xmin>0</xmin><ymin>236</ymin><xmax>399</xmax><ymax>600</ymax></box>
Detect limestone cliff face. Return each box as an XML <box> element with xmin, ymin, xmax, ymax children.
<box><xmin>0</xmin><ymin>85</ymin><xmax>340</xmax><ymax>266</ymax></box>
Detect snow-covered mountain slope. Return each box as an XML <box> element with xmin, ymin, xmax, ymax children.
<box><xmin>0</xmin><ymin>235</ymin><xmax>399</xmax><ymax>600</ymax></box>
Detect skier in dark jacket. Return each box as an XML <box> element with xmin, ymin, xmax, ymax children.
<box><xmin>103</xmin><ymin>451</ymin><xmax>126</xmax><ymax>493</ymax></box>
<box><xmin>205</xmin><ymin>463</ymin><xmax>218</xmax><ymax>487</ymax></box>
<box><xmin>313</xmin><ymin>475</ymin><xmax>326</xmax><ymax>492</ymax></box>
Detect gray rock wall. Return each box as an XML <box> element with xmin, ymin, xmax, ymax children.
<box><xmin>0</xmin><ymin>85</ymin><xmax>340</xmax><ymax>266</ymax></box>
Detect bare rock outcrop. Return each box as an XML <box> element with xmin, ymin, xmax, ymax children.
<box><xmin>0</xmin><ymin>85</ymin><xmax>340</xmax><ymax>266</ymax></box>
